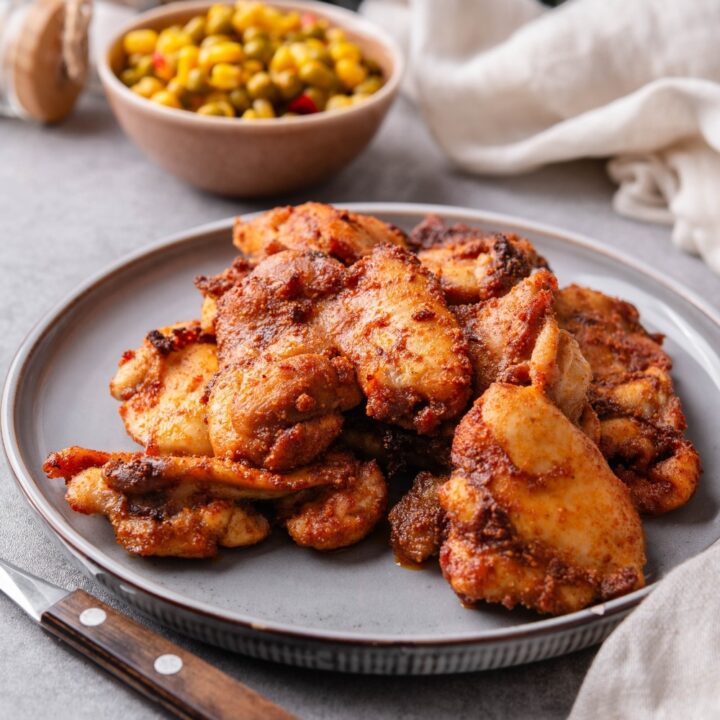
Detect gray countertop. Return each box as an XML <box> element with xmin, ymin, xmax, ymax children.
<box><xmin>1</xmin><ymin>93</ymin><xmax>718</xmax><ymax>720</ymax></box>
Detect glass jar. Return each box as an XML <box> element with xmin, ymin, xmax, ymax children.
<box><xmin>0</xmin><ymin>0</ymin><xmax>91</xmax><ymax>122</ymax></box>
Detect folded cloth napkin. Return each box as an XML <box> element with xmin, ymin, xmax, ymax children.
<box><xmin>362</xmin><ymin>0</ymin><xmax>720</xmax><ymax>273</ymax></box>
<box><xmin>569</xmin><ymin>541</ymin><xmax>720</xmax><ymax>719</ymax></box>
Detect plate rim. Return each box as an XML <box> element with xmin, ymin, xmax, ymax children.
<box><xmin>3</xmin><ymin>201</ymin><xmax>719</xmax><ymax>648</ymax></box>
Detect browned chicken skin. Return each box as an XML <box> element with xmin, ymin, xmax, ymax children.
<box><xmin>412</xmin><ymin>215</ymin><xmax>548</xmax><ymax>305</ymax></box>
<box><xmin>556</xmin><ymin>285</ymin><xmax>701</xmax><ymax>514</ymax></box>
<box><xmin>110</xmin><ymin>322</ymin><xmax>217</xmax><ymax>456</ymax></box>
<box><xmin>62</xmin><ymin>466</ymin><xmax>271</xmax><ymax>558</ymax></box>
<box><xmin>278</xmin><ymin>458</ymin><xmax>388</xmax><ymax>550</ymax></box>
<box><xmin>194</xmin><ymin>257</ymin><xmax>254</xmax><ymax>335</ymax></box>
<box><xmin>44</xmin><ymin>446</ymin><xmax>368</xmax><ymax>557</ymax></box>
<box><xmin>440</xmin><ymin>384</ymin><xmax>646</xmax><ymax>614</ymax></box>
<box><xmin>323</xmin><ymin>244</ymin><xmax>473</xmax><ymax>434</ymax></box>
<box><xmin>209</xmin><ymin>243</ymin><xmax>473</xmax><ymax>470</ymax></box>
<box><xmin>209</xmin><ymin>250</ymin><xmax>362</xmax><ymax>470</ymax></box>
<box><xmin>233</xmin><ymin>202</ymin><xmax>408</xmax><ymax>265</ymax></box>
<box><xmin>453</xmin><ymin>270</ymin><xmax>592</xmax><ymax>424</ymax></box>
<box><xmin>389</xmin><ymin>472</ymin><xmax>447</xmax><ymax>564</ymax></box>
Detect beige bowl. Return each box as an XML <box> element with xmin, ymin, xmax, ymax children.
<box><xmin>99</xmin><ymin>0</ymin><xmax>402</xmax><ymax>197</ymax></box>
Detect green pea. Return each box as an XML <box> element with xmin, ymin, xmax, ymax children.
<box><xmin>242</xmin><ymin>27</ymin><xmax>268</xmax><ymax>42</ymax></box>
<box><xmin>301</xmin><ymin>23</ymin><xmax>325</xmax><ymax>40</ymax></box>
<box><xmin>298</xmin><ymin>60</ymin><xmax>335</xmax><ymax>90</ymax></box>
<box><xmin>272</xmin><ymin>70</ymin><xmax>302</xmax><ymax>100</ymax></box>
<box><xmin>205</xmin><ymin>5</ymin><xmax>233</xmax><ymax>36</ymax></box>
<box><xmin>183</xmin><ymin>16</ymin><xmax>206</xmax><ymax>45</ymax></box>
<box><xmin>134</xmin><ymin>55</ymin><xmax>154</xmax><ymax>78</ymax></box>
<box><xmin>305</xmin><ymin>45</ymin><xmax>331</xmax><ymax>65</ymax></box>
<box><xmin>121</xmin><ymin>68</ymin><xmax>141</xmax><ymax>86</ymax></box>
<box><xmin>304</xmin><ymin>86</ymin><xmax>327</xmax><ymax>111</ymax></box>
<box><xmin>354</xmin><ymin>75</ymin><xmax>383</xmax><ymax>96</ymax></box>
<box><xmin>244</xmin><ymin>37</ymin><xmax>271</xmax><ymax>62</ymax></box>
<box><xmin>246</xmin><ymin>71</ymin><xmax>277</xmax><ymax>101</ymax></box>
<box><xmin>197</xmin><ymin>100</ymin><xmax>235</xmax><ymax>117</ymax></box>
<box><xmin>252</xmin><ymin>98</ymin><xmax>275</xmax><ymax>118</ymax></box>
<box><xmin>186</xmin><ymin>67</ymin><xmax>209</xmax><ymax>93</ymax></box>
<box><xmin>229</xmin><ymin>87</ymin><xmax>251</xmax><ymax>112</ymax></box>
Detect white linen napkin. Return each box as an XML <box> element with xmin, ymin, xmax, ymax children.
<box><xmin>569</xmin><ymin>542</ymin><xmax>720</xmax><ymax>719</ymax></box>
<box><xmin>362</xmin><ymin>0</ymin><xmax>720</xmax><ymax>274</ymax></box>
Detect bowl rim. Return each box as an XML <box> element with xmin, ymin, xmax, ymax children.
<box><xmin>98</xmin><ymin>0</ymin><xmax>404</xmax><ymax>130</ymax></box>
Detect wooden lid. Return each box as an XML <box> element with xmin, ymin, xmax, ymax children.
<box><xmin>12</xmin><ymin>0</ymin><xmax>87</xmax><ymax>123</ymax></box>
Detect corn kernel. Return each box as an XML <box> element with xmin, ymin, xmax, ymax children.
<box><xmin>252</xmin><ymin>98</ymin><xmax>275</xmax><ymax>118</ymax></box>
<box><xmin>261</xmin><ymin>6</ymin><xmax>283</xmax><ymax>31</ymax></box>
<box><xmin>210</xmin><ymin>63</ymin><xmax>243</xmax><ymax>90</ymax></box>
<box><xmin>232</xmin><ymin>2</ymin><xmax>264</xmax><ymax>33</ymax></box>
<box><xmin>326</xmin><ymin>94</ymin><xmax>353</xmax><ymax>111</ymax></box>
<box><xmin>242</xmin><ymin>108</ymin><xmax>259</xmax><ymax>119</ymax></box>
<box><xmin>335</xmin><ymin>58</ymin><xmax>366</xmax><ymax>89</ymax></box>
<box><xmin>289</xmin><ymin>42</ymin><xmax>310</xmax><ymax>67</ymax></box>
<box><xmin>355</xmin><ymin>75</ymin><xmax>383</xmax><ymax>96</ymax></box>
<box><xmin>123</xmin><ymin>29</ymin><xmax>157</xmax><ymax>56</ymax></box>
<box><xmin>176</xmin><ymin>46</ymin><xmax>199</xmax><ymax>85</ymax></box>
<box><xmin>269</xmin><ymin>45</ymin><xmax>295</xmax><ymax>73</ymax></box>
<box><xmin>131</xmin><ymin>76</ymin><xmax>165</xmax><ymax>98</ymax></box>
<box><xmin>150</xmin><ymin>90</ymin><xmax>181</xmax><ymax>108</ymax></box>
<box><xmin>278</xmin><ymin>12</ymin><xmax>301</xmax><ymax>34</ymax></box>
<box><xmin>330</xmin><ymin>41</ymin><xmax>361</xmax><ymax>63</ymax></box>
<box><xmin>326</xmin><ymin>28</ymin><xmax>345</xmax><ymax>44</ymax></box>
<box><xmin>201</xmin><ymin>34</ymin><xmax>232</xmax><ymax>48</ymax></box>
<box><xmin>199</xmin><ymin>41</ymin><xmax>244</xmax><ymax>68</ymax></box>
<box><xmin>156</xmin><ymin>29</ymin><xmax>193</xmax><ymax>55</ymax></box>
<box><xmin>197</xmin><ymin>100</ymin><xmax>235</xmax><ymax>116</ymax></box>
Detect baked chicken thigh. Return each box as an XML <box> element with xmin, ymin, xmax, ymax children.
<box><xmin>440</xmin><ymin>383</ymin><xmax>646</xmax><ymax>614</ymax></box>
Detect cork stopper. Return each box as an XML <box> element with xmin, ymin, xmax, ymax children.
<box><xmin>11</xmin><ymin>0</ymin><xmax>88</xmax><ymax>123</ymax></box>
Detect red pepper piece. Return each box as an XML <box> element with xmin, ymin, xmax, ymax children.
<box><xmin>152</xmin><ymin>52</ymin><xmax>167</xmax><ymax>72</ymax></box>
<box><xmin>301</xmin><ymin>12</ymin><xmax>317</xmax><ymax>27</ymax></box>
<box><xmin>288</xmin><ymin>94</ymin><xmax>319</xmax><ymax>115</ymax></box>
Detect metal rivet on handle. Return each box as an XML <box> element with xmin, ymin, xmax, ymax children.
<box><xmin>154</xmin><ymin>654</ymin><xmax>183</xmax><ymax>675</ymax></box>
<box><xmin>79</xmin><ymin>608</ymin><xmax>107</xmax><ymax>627</ymax></box>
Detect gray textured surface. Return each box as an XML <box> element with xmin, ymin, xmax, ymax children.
<box><xmin>1</xmin><ymin>93</ymin><xmax>718</xmax><ymax>720</ymax></box>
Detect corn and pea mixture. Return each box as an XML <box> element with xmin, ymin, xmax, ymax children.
<box><xmin>119</xmin><ymin>1</ymin><xmax>385</xmax><ymax>118</ymax></box>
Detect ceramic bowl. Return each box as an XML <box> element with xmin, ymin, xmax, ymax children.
<box><xmin>98</xmin><ymin>0</ymin><xmax>402</xmax><ymax>197</ymax></box>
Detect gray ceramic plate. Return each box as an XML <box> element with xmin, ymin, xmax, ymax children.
<box><xmin>4</xmin><ymin>203</ymin><xmax>720</xmax><ymax>675</ymax></box>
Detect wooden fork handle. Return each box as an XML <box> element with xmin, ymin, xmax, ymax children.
<box><xmin>41</xmin><ymin>589</ymin><xmax>296</xmax><ymax>720</ymax></box>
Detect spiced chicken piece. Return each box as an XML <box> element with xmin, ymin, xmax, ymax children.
<box><xmin>43</xmin><ymin>447</ymin><xmax>363</xmax><ymax>558</ymax></box>
<box><xmin>389</xmin><ymin>472</ymin><xmax>447</xmax><ymax>564</ymax></box>
<box><xmin>556</xmin><ymin>285</ymin><xmax>701</xmax><ymax>514</ymax></box>
<box><xmin>110</xmin><ymin>322</ymin><xmax>216</xmax><ymax>456</ymax></box>
<box><xmin>233</xmin><ymin>202</ymin><xmax>408</xmax><ymax>265</ymax></box>
<box><xmin>322</xmin><ymin>244</ymin><xmax>473</xmax><ymax>434</ymax></box>
<box><xmin>412</xmin><ymin>215</ymin><xmax>548</xmax><ymax>305</ymax></box>
<box><xmin>439</xmin><ymin>383</ymin><xmax>646</xmax><ymax>615</ymax></box>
